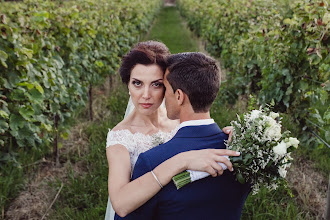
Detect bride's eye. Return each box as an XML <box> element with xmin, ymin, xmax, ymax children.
<box><xmin>132</xmin><ymin>80</ymin><xmax>142</xmax><ymax>87</ymax></box>
<box><xmin>153</xmin><ymin>82</ymin><xmax>164</xmax><ymax>88</ymax></box>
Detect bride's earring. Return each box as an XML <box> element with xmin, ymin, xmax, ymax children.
<box><xmin>129</xmin><ymin>91</ymin><xmax>131</xmax><ymax>96</ymax></box>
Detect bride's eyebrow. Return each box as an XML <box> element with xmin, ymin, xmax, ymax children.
<box><xmin>151</xmin><ymin>79</ymin><xmax>163</xmax><ymax>83</ymax></box>
<box><xmin>131</xmin><ymin>78</ymin><xmax>163</xmax><ymax>83</ymax></box>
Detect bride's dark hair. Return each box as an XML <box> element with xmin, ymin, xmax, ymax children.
<box><xmin>119</xmin><ymin>41</ymin><xmax>170</xmax><ymax>85</ymax></box>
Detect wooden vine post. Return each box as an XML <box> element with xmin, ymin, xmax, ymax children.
<box><xmin>53</xmin><ymin>114</ymin><xmax>60</xmax><ymax>167</ymax></box>
<box><xmin>109</xmin><ymin>75</ymin><xmax>113</xmax><ymax>90</ymax></box>
<box><xmin>88</xmin><ymin>83</ymin><xmax>93</xmax><ymax>121</ymax></box>
<box><xmin>326</xmin><ymin>175</ymin><xmax>330</xmax><ymax>219</ymax></box>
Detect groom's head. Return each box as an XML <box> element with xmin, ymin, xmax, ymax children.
<box><xmin>164</xmin><ymin>52</ymin><xmax>220</xmax><ymax>120</ymax></box>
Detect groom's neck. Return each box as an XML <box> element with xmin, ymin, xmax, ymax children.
<box><xmin>179</xmin><ymin>111</ymin><xmax>211</xmax><ymax>123</ymax></box>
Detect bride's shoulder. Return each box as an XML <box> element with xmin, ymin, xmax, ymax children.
<box><xmin>111</xmin><ymin>123</ymin><xmax>127</xmax><ymax>133</ymax></box>
<box><xmin>106</xmin><ymin>120</ymin><xmax>133</xmax><ymax>147</ymax></box>
<box><xmin>110</xmin><ymin>117</ymin><xmax>132</xmax><ymax>132</ymax></box>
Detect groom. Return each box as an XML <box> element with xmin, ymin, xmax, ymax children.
<box><xmin>118</xmin><ymin>52</ymin><xmax>250</xmax><ymax>220</ymax></box>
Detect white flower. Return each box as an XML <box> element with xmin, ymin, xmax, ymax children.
<box><xmin>278</xmin><ymin>167</ymin><xmax>287</xmax><ymax>178</ymax></box>
<box><xmin>264</xmin><ymin>124</ymin><xmax>281</xmax><ymax>140</ymax></box>
<box><xmin>269</xmin><ymin>112</ymin><xmax>279</xmax><ymax>119</ymax></box>
<box><xmin>267</xmin><ymin>183</ymin><xmax>279</xmax><ymax>191</ymax></box>
<box><xmin>250</xmin><ymin>110</ymin><xmax>261</xmax><ymax>120</ymax></box>
<box><xmin>284</xmin><ymin>138</ymin><xmax>291</xmax><ymax>146</ymax></box>
<box><xmin>265</xmin><ymin>116</ymin><xmax>277</xmax><ymax>127</ymax></box>
<box><xmin>151</xmin><ymin>134</ymin><xmax>165</xmax><ymax>147</ymax></box>
<box><xmin>273</xmin><ymin>141</ymin><xmax>287</xmax><ymax>155</ymax></box>
<box><xmin>288</xmin><ymin>137</ymin><xmax>299</xmax><ymax>148</ymax></box>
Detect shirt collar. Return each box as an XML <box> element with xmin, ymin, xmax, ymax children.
<box><xmin>179</xmin><ymin>119</ymin><xmax>215</xmax><ymax>129</ymax></box>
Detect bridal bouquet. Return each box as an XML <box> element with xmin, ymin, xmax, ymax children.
<box><xmin>172</xmin><ymin>107</ymin><xmax>299</xmax><ymax>194</ymax></box>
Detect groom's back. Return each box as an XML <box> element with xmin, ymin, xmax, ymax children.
<box><xmin>157</xmin><ymin>166</ymin><xmax>249</xmax><ymax>220</ymax></box>
<box><xmin>126</xmin><ymin>124</ymin><xmax>250</xmax><ymax>220</ymax></box>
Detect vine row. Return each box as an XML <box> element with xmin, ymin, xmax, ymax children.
<box><xmin>177</xmin><ymin>0</ymin><xmax>329</xmax><ymax>146</ymax></box>
<box><xmin>0</xmin><ymin>0</ymin><xmax>162</xmax><ymax>164</ymax></box>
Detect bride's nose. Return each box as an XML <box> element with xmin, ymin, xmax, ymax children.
<box><xmin>142</xmin><ymin>86</ymin><xmax>151</xmax><ymax>100</ymax></box>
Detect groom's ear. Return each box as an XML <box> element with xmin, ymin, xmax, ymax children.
<box><xmin>175</xmin><ymin>89</ymin><xmax>185</xmax><ymax>106</ymax></box>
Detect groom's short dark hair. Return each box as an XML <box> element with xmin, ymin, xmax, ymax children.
<box><xmin>166</xmin><ymin>52</ymin><xmax>220</xmax><ymax>113</ymax></box>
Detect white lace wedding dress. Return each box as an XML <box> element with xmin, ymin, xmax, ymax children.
<box><xmin>104</xmin><ymin>126</ymin><xmax>178</xmax><ymax>220</ymax></box>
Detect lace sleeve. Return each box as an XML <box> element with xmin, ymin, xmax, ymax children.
<box><xmin>106</xmin><ymin>129</ymin><xmax>126</xmax><ymax>148</ymax></box>
<box><xmin>105</xmin><ymin>129</ymin><xmax>139</xmax><ymax>170</ymax></box>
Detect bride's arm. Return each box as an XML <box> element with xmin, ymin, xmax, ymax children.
<box><xmin>107</xmin><ymin>144</ymin><xmax>239</xmax><ymax>217</ymax></box>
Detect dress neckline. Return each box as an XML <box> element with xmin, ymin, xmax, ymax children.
<box><xmin>110</xmin><ymin>126</ymin><xmax>179</xmax><ymax>137</ymax></box>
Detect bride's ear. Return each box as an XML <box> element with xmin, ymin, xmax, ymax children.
<box><xmin>175</xmin><ymin>89</ymin><xmax>185</xmax><ymax>106</ymax></box>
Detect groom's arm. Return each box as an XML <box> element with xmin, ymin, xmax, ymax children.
<box><xmin>120</xmin><ymin>153</ymin><xmax>158</xmax><ymax>220</ymax></box>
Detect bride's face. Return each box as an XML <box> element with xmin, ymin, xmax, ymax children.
<box><xmin>128</xmin><ymin>64</ymin><xmax>165</xmax><ymax>115</ymax></box>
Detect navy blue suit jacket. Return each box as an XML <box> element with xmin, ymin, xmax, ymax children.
<box><xmin>116</xmin><ymin>123</ymin><xmax>250</xmax><ymax>220</ymax></box>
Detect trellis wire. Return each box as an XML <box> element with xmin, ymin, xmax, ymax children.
<box><xmin>306</xmin><ymin>119</ymin><xmax>327</xmax><ymax>132</ymax></box>
<box><xmin>309</xmin><ymin>130</ymin><xmax>330</xmax><ymax>149</ymax></box>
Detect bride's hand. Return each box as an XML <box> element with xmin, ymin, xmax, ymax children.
<box><xmin>180</xmin><ymin>149</ymin><xmax>240</xmax><ymax>177</ymax></box>
<box><xmin>222</xmin><ymin>126</ymin><xmax>233</xmax><ymax>142</ymax></box>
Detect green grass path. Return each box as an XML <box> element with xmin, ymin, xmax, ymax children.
<box><xmin>145</xmin><ymin>6</ymin><xmax>199</xmax><ymax>53</ymax></box>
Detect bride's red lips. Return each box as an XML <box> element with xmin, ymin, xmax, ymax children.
<box><xmin>140</xmin><ymin>103</ymin><xmax>153</xmax><ymax>109</ymax></box>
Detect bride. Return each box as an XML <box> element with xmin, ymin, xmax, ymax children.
<box><xmin>105</xmin><ymin>41</ymin><xmax>238</xmax><ymax>219</ymax></box>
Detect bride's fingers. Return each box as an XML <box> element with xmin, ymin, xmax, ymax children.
<box><xmin>214</xmin><ymin>155</ymin><xmax>233</xmax><ymax>171</ymax></box>
<box><xmin>211</xmin><ymin>161</ymin><xmax>224</xmax><ymax>176</ymax></box>
<box><xmin>222</xmin><ymin>126</ymin><xmax>233</xmax><ymax>134</ymax></box>
<box><xmin>210</xmin><ymin>149</ymin><xmax>240</xmax><ymax>157</ymax></box>
<box><xmin>222</xmin><ymin>126</ymin><xmax>233</xmax><ymax>142</ymax></box>
<box><xmin>228</xmin><ymin>132</ymin><xmax>233</xmax><ymax>142</ymax></box>
<box><xmin>205</xmin><ymin>165</ymin><xmax>218</xmax><ymax>177</ymax></box>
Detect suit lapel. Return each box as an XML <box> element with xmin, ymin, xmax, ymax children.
<box><xmin>174</xmin><ymin>123</ymin><xmax>223</xmax><ymax>138</ymax></box>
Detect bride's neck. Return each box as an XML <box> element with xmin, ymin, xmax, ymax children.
<box><xmin>130</xmin><ymin>108</ymin><xmax>165</xmax><ymax>128</ymax></box>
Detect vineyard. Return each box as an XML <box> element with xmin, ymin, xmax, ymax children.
<box><xmin>0</xmin><ymin>0</ymin><xmax>329</xmax><ymax>219</ymax></box>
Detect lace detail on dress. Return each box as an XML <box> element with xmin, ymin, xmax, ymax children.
<box><xmin>106</xmin><ymin>127</ymin><xmax>179</xmax><ymax>170</ymax></box>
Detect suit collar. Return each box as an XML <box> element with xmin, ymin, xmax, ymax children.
<box><xmin>174</xmin><ymin>123</ymin><xmax>223</xmax><ymax>138</ymax></box>
<box><xmin>179</xmin><ymin>119</ymin><xmax>215</xmax><ymax>129</ymax></box>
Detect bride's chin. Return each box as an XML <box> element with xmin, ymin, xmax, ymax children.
<box><xmin>138</xmin><ymin>107</ymin><xmax>160</xmax><ymax>116</ymax></box>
